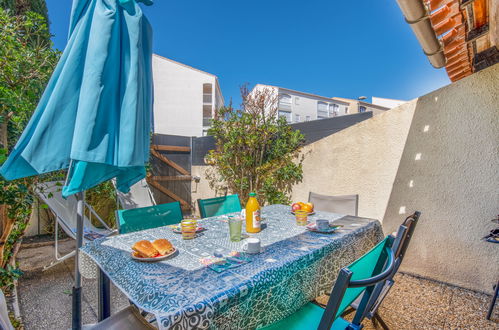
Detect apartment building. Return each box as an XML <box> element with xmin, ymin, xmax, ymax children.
<box><xmin>252</xmin><ymin>84</ymin><xmax>391</xmax><ymax>123</ymax></box>
<box><xmin>332</xmin><ymin>97</ymin><xmax>392</xmax><ymax>116</ymax></box>
<box><xmin>152</xmin><ymin>54</ymin><xmax>224</xmax><ymax>137</ymax></box>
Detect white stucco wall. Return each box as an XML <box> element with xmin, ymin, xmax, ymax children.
<box><xmin>382</xmin><ymin>63</ymin><xmax>499</xmax><ymax>294</ymax></box>
<box><xmin>290</xmin><ymin>101</ymin><xmax>416</xmax><ymax>220</ymax></box>
<box><xmin>152</xmin><ymin>55</ymin><xmax>222</xmax><ymax>137</ymax></box>
<box><xmin>191</xmin><ymin>165</ymin><xmax>217</xmax><ymax>217</ymax></box>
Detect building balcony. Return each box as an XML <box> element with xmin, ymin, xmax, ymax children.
<box><xmin>278</xmin><ymin>103</ymin><xmax>292</xmax><ymax>111</ymax></box>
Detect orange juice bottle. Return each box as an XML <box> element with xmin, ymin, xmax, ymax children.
<box><xmin>245</xmin><ymin>192</ymin><xmax>261</xmax><ymax>233</ymax></box>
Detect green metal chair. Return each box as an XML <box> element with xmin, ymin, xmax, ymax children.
<box><xmin>197</xmin><ymin>194</ymin><xmax>242</xmax><ymax>218</ymax></box>
<box><xmin>261</xmin><ymin>225</ymin><xmax>407</xmax><ymax>330</ymax></box>
<box><xmin>116</xmin><ymin>201</ymin><xmax>183</xmax><ymax>234</ymax></box>
<box><xmin>346</xmin><ymin>211</ymin><xmax>421</xmax><ymax>326</ymax></box>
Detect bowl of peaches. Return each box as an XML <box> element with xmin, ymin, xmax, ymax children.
<box><xmin>291</xmin><ymin>202</ymin><xmax>315</xmax><ymax>215</ymax></box>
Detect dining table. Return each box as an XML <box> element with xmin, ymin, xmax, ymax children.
<box><xmin>80</xmin><ymin>204</ymin><xmax>384</xmax><ymax>329</ymax></box>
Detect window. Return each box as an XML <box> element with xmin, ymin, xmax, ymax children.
<box><xmin>359</xmin><ymin>106</ymin><xmax>367</xmax><ymax>113</ymax></box>
<box><xmin>203</xmin><ymin>105</ymin><xmax>212</xmax><ymax>127</ymax></box>
<box><xmin>295</xmin><ymin>97</ymin><xmax>300</xmax><ymax>105</ymax></box>
<box><xmin>317</xmin><ymin>101</ymin><xmax>328</xmax><ymax>119</ymax></box>
<box><xmin>203</xmin><ymin>83</ymin><xmax>213</xmax><ymax>104</ymax></box>
<box><xmin>305</xmin><ymin>115</ymin><xmax>311</xmax><ymax>121</ymax></box>
<box><xmin>328</xmin><ymin>104</ymin><xmax>339</xmax><ymax>117</ymax></box>
<box><xmin>295</xmin><ymin>114</ymin><xmax>300</xmax><ymax>122</ymax></box>
<box><xmin>279</xmin><ymin>94</ymin><xmax>292</xmax><ymax>111</ymax></box>
<box><xmin>203</xmin><ymin>84</ymin><xmax>213</xmax><ymax>126</ymax></box>
<box><xmin>345</xmin><ymin>107</ymin><xmax>349</xmax><ymax>114</ymax></box>
<box><xmin>278</xmin><ymin>110</ymin><xmax>292</xmax><ymax>123</ymax></box>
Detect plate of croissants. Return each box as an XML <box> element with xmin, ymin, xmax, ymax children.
<box><xmin>131</xmin><ymin>239</ymin><xmax>177</xmax><ymax>261</ymax></box>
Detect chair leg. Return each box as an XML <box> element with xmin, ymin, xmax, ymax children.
<box><xmin>98</xmin><ymin>269</ymin><xmax>111</xmax><ymax>321</ymax></box>
<box><xmin>371</xmin><ymin>312</ymin><xmax>389</xmax><ymax>330</ymax></box>
<box><xmin>486</xmin><ymin>280</ymin><xmax>499</xmax><ymax>320</ymax></box>
<box><xmin>342</xmin><ymin>306</ymin><xmax>356</xmax><ymax>317</ymax></box>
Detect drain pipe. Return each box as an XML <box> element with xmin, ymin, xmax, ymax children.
<box><xmin>396</xmin><ymin>0</ymin><xmax>446</xmax><ymax>68</ymax></box>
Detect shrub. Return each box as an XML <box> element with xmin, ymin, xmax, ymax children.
<box><xmin>206</xmin><ymin>86</ymin><xmax>304</xmax><ymax>205</ymax></box>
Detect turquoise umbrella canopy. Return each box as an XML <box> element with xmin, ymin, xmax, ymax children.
<box><xmin>0</xmin><ymin>0</ymin><xmax>153</xmax><ymax>197</ymax></box>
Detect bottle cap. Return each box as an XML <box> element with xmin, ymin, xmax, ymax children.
<box><xmin>249</xmin><ymin>192</ymin><xmax>256</xmax><ymax>197</ymax></box>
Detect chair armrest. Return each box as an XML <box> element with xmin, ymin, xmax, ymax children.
<box><xmin>349</xmin><ymin>247</ymin><xmax>396</xmax><ymax>288</ymax></box>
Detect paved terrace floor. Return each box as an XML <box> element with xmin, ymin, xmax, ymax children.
<box><xmin>16</xmin><ymin>239</ymin><xmax>499</xmax><ymax>329</ymax></box>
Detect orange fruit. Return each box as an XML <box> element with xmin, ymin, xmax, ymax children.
<box><xmin>302</xmin><ymin>204</ymin><xmax>313</xmax><ymax>213</ymax></box>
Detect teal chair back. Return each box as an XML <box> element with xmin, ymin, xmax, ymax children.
<box><xmin>335</xmin><ymin>236</ymin><xmax>393</xmax><ymax>319</ymax></box>
<box><xmin>198</xmin><ymin>194</ymin><xmax>242</xmax><ymax>218</ymax></box>
<box><xmin>318</xmin><ymin>229</ymin><xmax>403</xmax><ymax>330</ymax></box>
<box><xmin>116</xmin><ymin>201</ymin><xmax>183</xmax><ymax>234</ymax></box>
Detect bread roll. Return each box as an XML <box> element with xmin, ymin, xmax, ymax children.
<box><xmin>152</xmin><ymin>239</ymin><xmax>174</xmax><ymax>255</ymax></box>
<box><xmin>132</xmin><ymin>240</ymin><xmax>158</xmax><ymax>258</ymax></box>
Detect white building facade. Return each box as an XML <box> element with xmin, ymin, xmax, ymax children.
<box><xmin>332</xmin><ymin>97</ymin><xmax>391</xmax><ymax>116</ymax></box>
<box><xmin>152</xmin><ymin>54</ymin><xmax>224</xmax><ymax>137</ymax></box>
<box><xmin>371</xmin><ymin>97</ymin><xmax>407</xmax><ymax>109</ymax></box>
<box><xmin>252</xmin><ymin>84</ymin><xmax>350</xmax><ymax>123</ymax></box>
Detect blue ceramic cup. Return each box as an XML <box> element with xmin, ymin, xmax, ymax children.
<box><xmin>316</xmin><ymin>219</ymin><xmax>330</xmax><ymax>231</ymax></box>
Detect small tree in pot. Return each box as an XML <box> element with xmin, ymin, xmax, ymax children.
<box><xmin>206</xmin><ymin>86</ymin><xmax>305</xmax><ymax>206</ymax></box>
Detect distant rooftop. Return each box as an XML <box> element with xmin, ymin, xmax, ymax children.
<box><xmin>153</xmin><ymin>53</ymin><xmax>219</xmax><ymax>79</ymax></box>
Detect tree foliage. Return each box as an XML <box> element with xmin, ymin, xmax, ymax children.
<box><xmin>206</xmin><ymin>86</ymin><xmax>305</xmax><ymax>206</ymax></box>
<box><xmin>0</xmin><ymin>0</ymin><xmax>49</xmax><ymax>26</ymax></box>
<box><xmin>0</xmin><ymin>7</ymin><xmax>59</xmax><ymax>289</ymax></box>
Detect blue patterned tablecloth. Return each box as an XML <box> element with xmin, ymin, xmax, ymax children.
<box><xmin>80</xmin><ymin>204</ymin><xmax>383</xmax><ymax>329</ymax></box>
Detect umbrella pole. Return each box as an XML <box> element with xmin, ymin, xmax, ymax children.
<box><xmin>72</xmin><ymin>192</ymin><xmax>84</xmax><ymax>330</ymax></box>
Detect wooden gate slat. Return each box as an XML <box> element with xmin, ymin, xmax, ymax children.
<box><xmin>151</xmin><ymin>175</ymin><xmax>192</xmax><ymax>181</ymax></box>
<box><xmin>147</xmin><ymin>177</ymin><xmax>191</xmax><ymax>209</ymax></box>
<box><xmin>152</xmin><ymin>145</ymin><xmax>191</xmax><ymax>152</ymax></box>
<box><xmin>151</xmin><ymin>149</ymin><xmax>190</xmax><ymax>176</ymax></box>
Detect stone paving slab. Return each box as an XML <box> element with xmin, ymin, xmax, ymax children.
<box><xmin>16</xmin><ymin>240</ymin><xmax>128</xmax><ymax>330</ymax></box>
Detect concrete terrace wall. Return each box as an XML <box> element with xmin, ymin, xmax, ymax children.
<box><xmin>382</xmin><ymin>63</ymin><xmax>499</xmax><ymax>294</ymax></box>
<box><xmin>289</xmin><ymin>101</ymin><xmax>416</xmax><ymax>220</ymax></box>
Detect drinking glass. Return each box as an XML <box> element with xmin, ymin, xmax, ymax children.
<box><xmin>228</xmin><ymin>215</ymin><xmax>242</xmax><ymax>242</ymax></box>
<box><xmin>181</xmin><ymin>219</ymin><xmax>197</xmax><ymax>240</ymax></box>
<box><xmin>295</xmin><ymin>210</ymin><xmax>308</xmax><ymax>226</ymax></box>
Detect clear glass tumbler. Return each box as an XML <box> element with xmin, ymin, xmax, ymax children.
<box><xmin>181</xmin><ymin>219</ymin><xmax>197</xmax><ymax>240</ymax></box>
<box><xmin>228</xmin><ymin>216</ymin><xmax>243</xmax><ymax>242</ymax></box>
<box><xmin>295</xmin><ymin>210</ymin><xmax>308</xmax><ymax>226</ymax></box>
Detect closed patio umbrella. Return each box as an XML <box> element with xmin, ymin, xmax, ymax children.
<box><xmin>0</xmin><ymin>0</ymin><xmax>153</xmax><ymax>328</ymax></box>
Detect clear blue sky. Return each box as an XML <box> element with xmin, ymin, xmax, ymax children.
<box><xmin>46</xmin><ymin>0</ymin><xmax>450</xmax><ymax>107</ymax></box>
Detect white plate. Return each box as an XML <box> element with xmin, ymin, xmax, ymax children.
<box><xmin>291</xmin><ymin>211</ymin><xmax>315</xmax><ymax>215</ymax></box>
<box><xmin>131</xmin><ymin>247</ymin><xmax>177</xmax><ymax>262</ymax></box>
